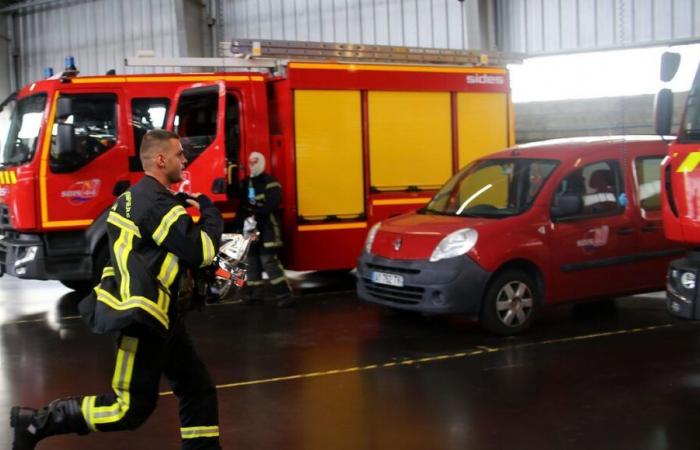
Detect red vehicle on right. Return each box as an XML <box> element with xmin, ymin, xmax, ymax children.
<box><xmin>658</xmin><ymin>52</ymin><xmax>700</xmax><ymax>318</ymax></box>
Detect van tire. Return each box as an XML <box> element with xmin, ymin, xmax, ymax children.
<box><xmin>480</xmin><ymin>269</ymin><xmax>540</xmax><ymax>336</ymax></box>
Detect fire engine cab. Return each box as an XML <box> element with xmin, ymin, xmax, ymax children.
<box><xmin>0</xmin><ymin>39</ymin><xmax>519</xmax><ymax>290</ymax></box>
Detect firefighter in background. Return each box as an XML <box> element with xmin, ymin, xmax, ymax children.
<box><xmin>236</xmin><ymin>151</ymin><xmax>294</xmax><ymax>307</ymax></box>
<box><xmin>10</xmin><ymin>130</ymin><xmax>224</xmax><ymax>450</ymax></box>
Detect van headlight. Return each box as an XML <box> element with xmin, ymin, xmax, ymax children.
<box><xmin>365</xmin><ymin>222</ymin><xmax>382</xmax><ymax>254</ymax></box>
<box><xmin>430</xmin><ymin>228</ymin><xmax>478</xmax><ymax>262</ymax></box>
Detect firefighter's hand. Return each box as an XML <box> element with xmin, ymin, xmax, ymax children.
<box><xmin>186</xmin><ymin>192</ymin><xmax>203</xmax><ymax>210</ymax></box>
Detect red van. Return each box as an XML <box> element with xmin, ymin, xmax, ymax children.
<box><xmin>356</xmin><ymin>136</ymin><xmax>687</xmax><ymax>335</ymax></box>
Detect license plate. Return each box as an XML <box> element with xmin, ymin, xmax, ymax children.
<box><xmin>372</xmin><ymin>271</ymin><xmax>404</xmax><ymax>287</ymax></box>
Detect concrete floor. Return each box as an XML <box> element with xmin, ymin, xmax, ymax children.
<box><xmin>1</xmin><ymin>273</ymin><xmax>700</xmax><ymax>450</ymax></box>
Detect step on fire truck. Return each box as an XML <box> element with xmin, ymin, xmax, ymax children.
<box><xmin>0</xmin><ymin>39</ymin><xmax>520</xmax><ymax>290</ymax></box>
<box><xmin>658</xmin><ymin>50</ymin><xmax>700</xmax><ymax>317</ymax></box>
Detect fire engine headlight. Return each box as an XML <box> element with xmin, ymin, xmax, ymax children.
<box><xmin>430</xmin><ymin>228</ymin><xmax>478</xmax><ymax>262</ymax></box>
<box><xmin>365</xmin><ymin>222</ymin><xmax>382</xmax><ymax>254</ymax></box>
<box><xmin>680</xmin><ymin>271</ymin><xmax>697</xmax><ymax>291</ymax></box>
<box><xmin>14</xmin><ymin>246</ymin><xmax>38</xmax><ymax>268</ymax></box>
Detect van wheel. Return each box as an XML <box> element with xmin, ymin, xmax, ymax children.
<box><xmin>480</xmin><ymin>269</ymin><xmax>540</xmax><ymax>336</ymax></box>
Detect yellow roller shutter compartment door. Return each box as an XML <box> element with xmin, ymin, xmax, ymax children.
<box><xmin>457</xmin><ymin>92</ymin><xmax>509</xmax><ymax>169</ymax></box>
<box><xmin>294</xmin><ymin>90</ymin><xmax>364</xmax><ymax>219</ymax></box>
<box><xmin>368</xmin><ymin>91</ymin><xmax>452</xmax><ymax>191</ymax></box>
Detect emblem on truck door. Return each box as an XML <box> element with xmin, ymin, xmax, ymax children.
<box><xmin>393</xmin><ymin>238</ymin><xmax>402</xmax><ymax>251</ymax></box>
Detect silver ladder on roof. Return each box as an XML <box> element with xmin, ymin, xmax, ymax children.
<box><xmin>225</xmin><ymin>38</ymin><xmax>522</xmax><ymax>67</ymax></box>
<box><xmin>125</xmin><ymin>38</ymin><xmax>523</xmax><ymax>71</ymax></box>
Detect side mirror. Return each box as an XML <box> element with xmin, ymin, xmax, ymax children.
<box><xmin>56</xmin><ymin>96</ymin><xmax>73</xmax><ymax>120</ymax></box>
<box><xmin>551</xmin><ymin>193</ymin><xmax>582</xmax><ymax>220</ymax></box>
<box><xmin>654</xmin><ymin>88</ymin><xmax>674</xmax><ymax>136</ymax></box>
<box><xmin>55</xmin><ymin>123</ymin><xmax>76</xmax><ymax>160</ymax></box>
<box><xmin>660</xmin><ymin>52</ymin><xmax>681</xmax><ymax>82</ymax></box>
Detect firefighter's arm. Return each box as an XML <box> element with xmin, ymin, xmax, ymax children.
<box><xmin>147</xmin><ymin>195</ymin><xmax>224</xmax><ymax>268</ymax></box>
<box><xmin>252</xmin><ymin>181</ymin><xmax>282</xmax><ymax>218</ymax></box>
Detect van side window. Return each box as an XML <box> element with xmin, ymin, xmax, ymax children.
<box><xmin>173</xmin><ymin>86</ymin><xmax>218</xmax><ymax>167</ymax></box>
<box><xmin>552</xmin><ymin>160</ymin><xmax>624</xmax><ymax>220</ymax></box>
<box><xmin>50</xmin><ymin>94</ymin><xmax>117</xmax><ymax>172</ymax></box>
<box><xmin>634</xmin><ymin>156</ymin><xmax>663</xmax><ymax>212</ymax></box>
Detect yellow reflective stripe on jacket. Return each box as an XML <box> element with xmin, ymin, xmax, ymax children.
<box><xmin>82</xmin><ymin>336</ymin><xmax>138</xmax><ymax>428</ymax></box>
<box><xmin>102</xmin><ymin>266</ymin><xmax>115</xmax><ymax>279</ymax></box>
<box><xmin>95</xmin><ymin>287</ymin><xmax>169</xmax><ymax>329</ymax></box>
<box><xmin>152</xmin><ymin>205</ymin><xmax>187</xmax><ymax>245</ymax></box>
<box><xmin>107</xmin><ymin>211</ymin><xmax>142</xmax><ymax>238</ymax></box>
<box><xmin>265</xmin><ymin>181</ymin><xmax>281</xmax><ymax>189</ymax></box>
<box><xmin>156</xmin><ymin>252</ymin><xmax>179</xmax><ymax>312</ymax></box>
<box><xmin>200</xmin><ymin>231</ymin><xmax>215</xmax><ymax>267</ymax></box>
<box><xmin>113</xmin><ymin>226</ymin><xmax>136</xmax><ymax>303</ymax></box>
<box><xmin>181</xmin><ymin>425</ymin><xmax>220</xmax><ymax>439</ymax></box>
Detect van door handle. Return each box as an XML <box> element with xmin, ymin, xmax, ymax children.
<box><xmin>616</xmin><ymin>227</ymin><xmax>636</xmax><ymax>235</ymax></box>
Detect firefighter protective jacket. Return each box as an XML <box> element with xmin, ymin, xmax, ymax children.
<box><xmin>236</xmin><ymin>173</ymin><xmax>283</xmax><ymax>249</ymax></box>
<box><xmin>80</xmin><ymin>175</ymin><xmax>224</xmax><ymax>335</ymax></box>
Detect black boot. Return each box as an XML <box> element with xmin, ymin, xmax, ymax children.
<box><xmin>10</xmin><ymin>397</ymin><xmax>89</xmax><ymax>450</ymax></box>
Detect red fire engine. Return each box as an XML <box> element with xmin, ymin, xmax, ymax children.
<box><xmin>659</xmin><ymin>51</ymin><xmax>700</xmax><ymax>317</ymax></box>
<box><xmin>0</xmin><ymin>39</ymin><xmax>519</xmax><ymax>290</ymax></box>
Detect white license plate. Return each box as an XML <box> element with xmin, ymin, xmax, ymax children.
<box><xmin>372</xmin><ymin>271</ymin><xmax>404</xmax><ymax>287</ymax></box>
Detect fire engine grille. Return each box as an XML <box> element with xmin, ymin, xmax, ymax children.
<box><xmin>362</xmin><ymin>278</ymin><xmax>425</xmax><ymax>305</ymax></box>
<box><xmin>0</xmin><ymin>204</ymin><xmax>10</xmax><ymax>229</ymax></box>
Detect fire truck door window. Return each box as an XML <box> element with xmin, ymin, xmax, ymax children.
<box><xmin>50</xmin><ymin>93</ymin><xmax>117</xmax><ymax>172</ymax></box>
<box><xmin>173</xmin><ymin>88</ymin><xmax>218</xmax><ymax>167</ymax></box>
<box><xmin>131</xmin><ymin>98</ymin><xmax>169</xmax><ymax>159</ymax></box>
<box><xmin>634</xmin><ymin>156</ymin><xmax>663</xmax><ymax>212</ymax></box>
<box><xmin>225</xmin><ymin>93</ymin><xmax>241</xmax><ymax>198</ymax></box>
<box><xmin>368</xmin><ymin>91</ymin><xmax>451</xmax><ymax>191</ymax></box>
<box><xmin>552</xmin><ymin>160</ymin><xmax>624</xmax><ymax>220</ymax></box>
<box><xmin>457</xmin><ymin>92</ymin><xmax>508</xmax><ymax>169</ymax></box>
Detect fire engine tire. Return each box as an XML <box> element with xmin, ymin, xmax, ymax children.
<box><xmin>59</xmin><ymin>279</ymin><xmax>93</xmax><ymax>292</ymax></box>
<box><xmin>479</xmin><ymin>269</ymin><xmax>540</xmax><ymax>336</ymax></box>
<box><xmin>59</xmin><ymin>245</ymin><xmax>109</xmax><ymax>293</ymax></box>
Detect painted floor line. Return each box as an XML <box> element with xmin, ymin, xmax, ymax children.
<box><xmin>159</xmin><ymin>323</ymin><xmax>675</xmax><ymax>397</ymax></box>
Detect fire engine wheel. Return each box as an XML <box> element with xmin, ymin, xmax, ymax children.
<box><xmin>59</xmin><ymin>245</ymin><xmax>109</xmax><ymax>293</ymax></box>
<box><xmin>480</xmin><ymin>269</ymin><xmax>540</xmax><ymax>336</ymax></box>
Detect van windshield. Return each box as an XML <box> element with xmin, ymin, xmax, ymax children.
<box><xmin>0</xmin><ymin>93</ymin><xmax>47</xmax><ymax>167</ymax></box>
<box><xmin>423</xmin><ymin>158</ymin><xmax>558</xmax><ymax>218</ymax></box>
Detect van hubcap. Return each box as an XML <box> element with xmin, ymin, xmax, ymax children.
<box><xmin>496</xmin><ymin>281</ymin><xmax>533</xmax><ymax>327</ymax></box>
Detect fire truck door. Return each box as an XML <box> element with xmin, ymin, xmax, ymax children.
<box><xmin>43</xmin><ymin>90</ymin><xmax>129</xmax><ymax>228</ymax></box>
<box><xmin>168</xmin><ymin>81</ymin><xmax>227</xmax><ymax>202</ymax></box>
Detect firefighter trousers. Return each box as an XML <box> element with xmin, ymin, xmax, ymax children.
<box><xmin>244</xmin><ymin>244</ymin><xmax>291</xmax><ymax>299</ymax></box>
<box><xmin>79</xmin><ymin>321</ymin><xmax>221</xmax><ymax>450</ymax></box>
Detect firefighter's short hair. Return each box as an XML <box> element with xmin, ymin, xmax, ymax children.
<box><xmin>140</xmin><ymin>129</ymin><xmax>180</xmax><ymax>165</ymax></box>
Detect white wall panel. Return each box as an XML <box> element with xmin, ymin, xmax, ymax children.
<box><xmin>500</xmin><ymin>0</ymin><xmax>700</xmax><ymax>55</ymax></box>
<box><xmin>221</xmin><ymin>0</ymin><xmax>476</xmax><ymax>50</ymax></box>
<box><xmin>12</xmin><ymin>0</ymin><xmax>182</xmax><ymax>86</ymax></box>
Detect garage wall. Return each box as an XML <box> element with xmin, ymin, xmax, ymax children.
<box><xmin>499</xmin><ymin>0</ymin><xmax>700</xmax><ymax>55</ymax></box>
<box><xmin>220</xmin><ymin>0</ymin><xmax>490</xmax><ymax>50</ymax></box>
<box><xmin>0</xmin><ymin>14</ymin><xmax>10</xmax><ymax>101</ymax></box>
<box><xmin>9</xmin><ymin>0</ymin><xmax>184</xmax><ymax>87</ymax></box>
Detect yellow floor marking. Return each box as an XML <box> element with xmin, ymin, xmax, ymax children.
<box><xmin>159</xmin><ymin>323</ymin><xmax>674</xmax><ymax>396</ymax></box>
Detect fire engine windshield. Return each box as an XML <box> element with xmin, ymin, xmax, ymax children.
<box><xmin>423</xmin><ymin>158</ymin><xmax>558</xmax><ymax>218</ymax></box>
<box><xmin>681</xmin><ymin>62</ymin><xmax>700</xmax><ymax>143</ymax></box>
<box><xmin>0</xmin><ymin>93</ymin><xmax>46</xmax><ymax>167</ymax></box>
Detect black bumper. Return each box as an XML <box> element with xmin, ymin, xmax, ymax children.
<box><xmin>356</xmin><ymin>252</ymin><xmax>491</xmax><ymax>314</ymax></box>
<box><xmin>0</xmin><ymin>231</ymin><xmax>92</xmax><ymax>280</ymax></box>
<box><xmin>667</xmin><ymin>255</ymin><xmax>700</xmax><ymax>319</ymax></box>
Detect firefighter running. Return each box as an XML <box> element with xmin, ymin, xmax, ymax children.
<box><xmin>10</xmin><ymin>130</ymin><xmax>224</xmax><ymax>450</ymax></box>
<box><xmin>236</xmin><ymin>152</ymin><xmax>294</xmax><ymax>307</ymax></box>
